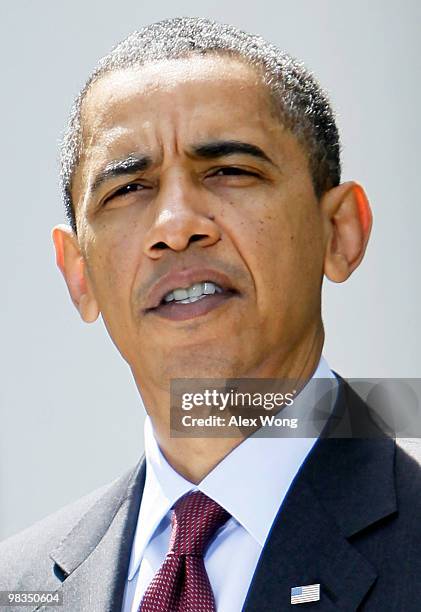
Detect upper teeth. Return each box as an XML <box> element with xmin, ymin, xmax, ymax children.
<box><xmin>163</xmin><ymin>281</ymin><xmax>223</xmax><ymax>303</ymax></box>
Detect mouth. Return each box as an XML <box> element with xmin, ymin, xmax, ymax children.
<box><xmin>144</xmin><ymin>270</ymin><xmax>240</xmax><ymax>322</ymax></box>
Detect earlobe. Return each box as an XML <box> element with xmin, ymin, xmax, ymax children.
<box><xmin>322</xmin><ymin>182</ymin><xmax>372</xmax><ymax>283</ymax></box>
<box><xmin>78</xmin><ymin>294</ymin><xmax>100</xmax><ymax>323</ymax></box>
<box><xmin>51</xmin><ymin>224</ymin><xmax>100</xmax><ymax>323</ymax></box>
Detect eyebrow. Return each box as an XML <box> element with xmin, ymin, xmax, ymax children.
<box><xmin>190</xmin><ymin>140</ymin><xmax>275</xmax><ymax>165</ymax></box>
<box><xmin>89</xmin><ymin>139</ymin><xmax>275</xmax><ymax>196</ymax></box>
<box><xmin>90</xmin><ymin>154</ymin><xmax>152</xmax><ymax>195</ymax></box>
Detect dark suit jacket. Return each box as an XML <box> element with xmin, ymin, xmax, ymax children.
<box><xmin>1</xmin><ymin>377</ymin><xmax>420</xmax><ymax>611</ymax></box>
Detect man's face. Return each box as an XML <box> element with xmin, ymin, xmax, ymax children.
<box><xmin>71</xmin><ymin>55</ymin><xmax>326</xmax><ymax>386</ymax></box>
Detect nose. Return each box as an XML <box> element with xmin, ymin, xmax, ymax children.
<box><xmin>143</xmin><ymin>171</ymin><xmax>221</xmax><ymax>259</ymax></box>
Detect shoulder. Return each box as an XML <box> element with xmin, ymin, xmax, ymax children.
<box><xmin>0</xmin><ymin>479</ymin><xmax>117</xmax><ymax>589</ymax></box>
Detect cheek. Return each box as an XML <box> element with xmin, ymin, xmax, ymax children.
<box><xmin>85</xmin><ymin>228</ymin><xmax>140</xmax><ymax>316</ymax></box>
<box><xmin>238</xmin><ymin>193</ymin><xmax>324</xmax><ymax>305</ymax></box>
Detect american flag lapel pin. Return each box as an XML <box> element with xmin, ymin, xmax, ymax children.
<box><xmin>291</xmin><ymin>583</ymin><xmax>320</xmax><ymax>605</ymax></box>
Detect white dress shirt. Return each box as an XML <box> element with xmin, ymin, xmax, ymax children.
<box><xmin>122</xmin><ymin>357</ymin><xmax>337</xmax><ymax>612</ymax></box>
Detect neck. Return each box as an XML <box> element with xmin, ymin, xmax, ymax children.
<box><xmin>134</xmin><ymin>326</ymin><xmax>324</xmax><ymax>484</ymax></box>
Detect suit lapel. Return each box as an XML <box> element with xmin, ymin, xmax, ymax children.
<box><xmin>34</xmin><ymin>458</ymin><xmax>146</xmax><ymax>612</ymax></box>
<box><xmin>243</xmin><ymin>379</ymin><xmax>397</xmax><ymax>611</ymax></box>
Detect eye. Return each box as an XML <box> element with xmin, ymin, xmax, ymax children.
<box><xmin>111</xmin><ymin>183</ymin><xmax>145</xmax><ymax>198</ymax></box>
<box><xmin>103</xmin><ymin>182</ymin><xmax>149</xmax><ymax>206</ymax></box>
<box><xmin>209</xmin><ymin>167</ymin><xmax>260</xmax><ymax>178</ymax></box>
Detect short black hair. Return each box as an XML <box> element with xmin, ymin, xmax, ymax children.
<box><xmin>60</xmin><ymin>17</ymin><xmax>341</xmax><ymax>233</ymax></box>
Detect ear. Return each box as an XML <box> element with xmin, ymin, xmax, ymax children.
<box><xmin>52</xmin><ymin>224</ymin><xmax>100</xmax><ymax>323</ymax></box>
<box><xmin>321</xmin><ymin>181</ymin><xmax>372</xmax><ymax>283</ymax></box>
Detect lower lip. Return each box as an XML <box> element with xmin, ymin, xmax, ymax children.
<box><xmin>147</xmin><ymin>292</ymin><xmax>237</xmax><ymax>321</ymax></box>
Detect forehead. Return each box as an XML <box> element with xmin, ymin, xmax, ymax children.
<box><xmin>80</xmin><ymin>55</ymin><xmax>281</xmax><ymax>156</ymax></box>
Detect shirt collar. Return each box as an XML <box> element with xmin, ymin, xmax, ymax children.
<box><xmin>127</xmin><ymin>355</ymin><xmax>336</xmax><ymax>581</ymax></box>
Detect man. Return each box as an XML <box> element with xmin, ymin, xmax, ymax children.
<box><xmin>0</xmin><ymin>16</ymin><xmax>420</xmax><ymax>612</ymax></box>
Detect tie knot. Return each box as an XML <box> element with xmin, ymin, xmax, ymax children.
<box><xmin>169</xmin><ymin>491</ymin><xmax>230</xmax><ymax>556</ymax></box>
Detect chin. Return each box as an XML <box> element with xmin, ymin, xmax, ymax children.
<box><xmin>160</xmin><ymin>350</ymin><xmax>246</xmax><ymax>381</ymax></box>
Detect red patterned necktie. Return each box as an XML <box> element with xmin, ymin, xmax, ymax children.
<box><xmin>139</xmin><ymin>490</ymin><xmax>230</xmax><ymax>612</ymax></box>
